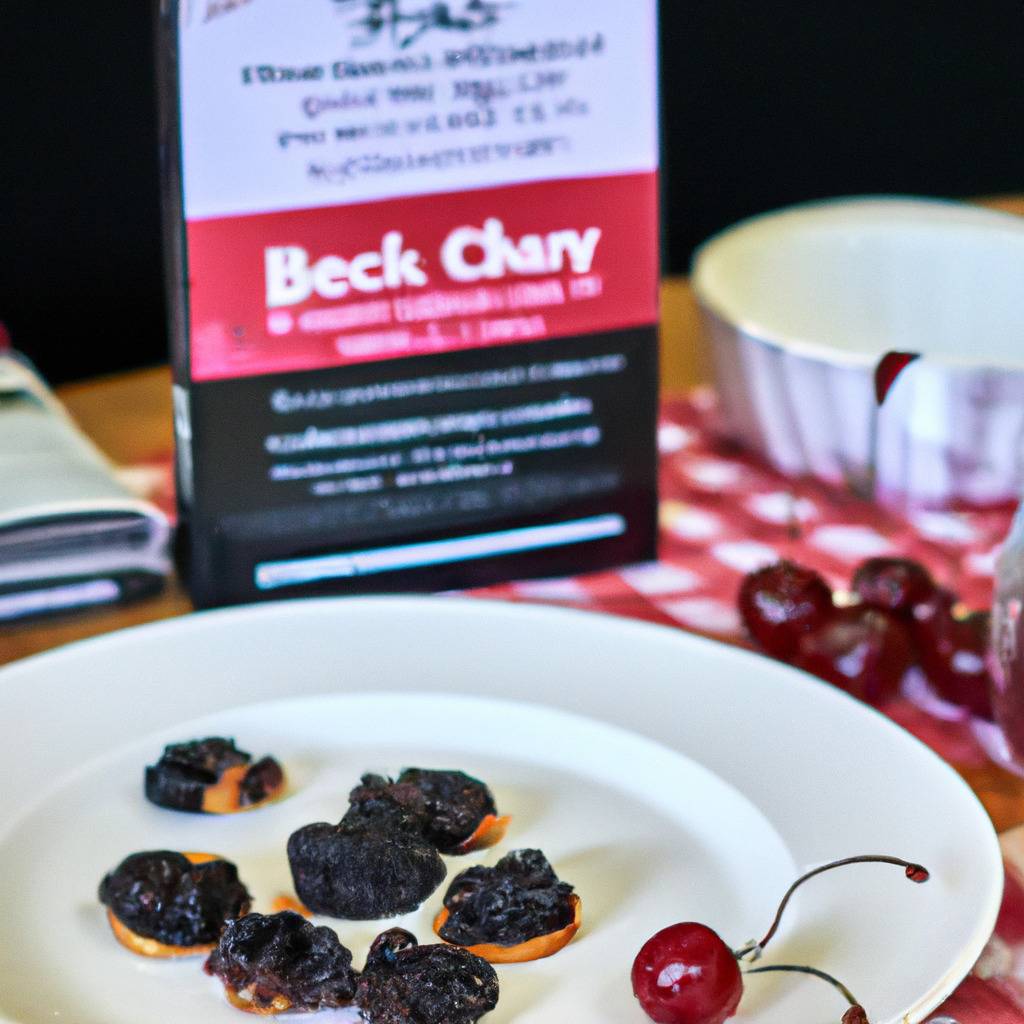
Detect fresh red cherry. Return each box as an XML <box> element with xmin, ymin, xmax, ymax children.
<box><xmin>912</xmin><ymin>593</ymin><xmax>994</xmax><ymax>719</ymax></box>
<box><xmin>852</xmin><ymin>557</ymin><xmax>937</xmax><ymax>617</ymax></box>
<box><xmin>632</xmin><ymin>856</ymin><xmax>928</xmax><ymax>1024</ymax></box>
<box><xmin>631</xmin><ymin>923</ymin><xmax>741</xmax><ymax>1024</ymax></box>
<box><xmin>910</xmin><ymin>584</ymin><xmax>956</xmax><ymax>624</ymax></box>
<box><xmin>793</xmin><ymin>606</ymin><xmax>913</xmax><ymax>706</ymax></box>
<box><xmin>738</xmin><ymin>561</ymin><xmax>835</xmax><ymax>659</ymax></box>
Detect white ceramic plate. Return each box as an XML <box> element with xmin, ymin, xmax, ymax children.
<box><xmin>0</xmin><ymin>597</ymin><xmax>1003</xmax><ymax>1024</ymax></box>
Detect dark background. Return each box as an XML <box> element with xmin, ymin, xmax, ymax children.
<box><xmin>2</xmin><ymin>2</ymin><xmax>1023</xmax><ymax>384</ymax></box>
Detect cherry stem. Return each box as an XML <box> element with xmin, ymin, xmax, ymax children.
<box><xmin>733</xmin><ymin>855</ymin><xmax>929</xmax><ymax>961</ymax></box>
<box><xmin>744</xmin><ymin>963</ymin><xmax>860</xmax><ymax>1009</ymax></box>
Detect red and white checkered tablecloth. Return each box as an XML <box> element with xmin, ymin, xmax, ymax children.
<box><xmin>137</xmin><ymin>391</ymin><xmax>1024</xmax><ymax>1022</ymax></box>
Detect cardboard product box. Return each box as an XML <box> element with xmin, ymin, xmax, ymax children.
<box><xmin>160</xmin><ymin>0</ymin><xmax>660</xmax><ymax>608</ymax></box>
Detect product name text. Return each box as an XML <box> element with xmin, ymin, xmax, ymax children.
<box><xmin>265</xmin><ymin>220</ymin><xmax>601</xmax><ymax>308</ymax></box>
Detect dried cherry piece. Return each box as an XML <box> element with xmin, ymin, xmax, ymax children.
<box><xmin>287</xmin><ymin>819</ymin><xmax>445</xmax><ymax>920</ymax></box>
<box><xmin>913</xmin><ymin>593</ymin><xmax>994</xmax><ymax>720</ymax></box>
<box><xmin>434</xmin><ymin>849</ymin><xmax>581</xmax><ymax>963</ymax></box>
<box><xmin>145</xmin><ymin>737</ymin><xmax>285</xmax><ymax>814</ymax></box>
<box><xmin>239</xmin><ymin>756</ymin><xmax>286</xmax><ymax>808</ymax></box>
<box><xmin>852</xmin><ymin>557</ymin><xmax>937</xmax><ymax>617</ymax></box>
<box><xmin>205</xmin><ymin>911</ymin><xmax>358</xmax><ymax>1014</ymax></box>
<box><xmin>365</xmin><ymin>927</ymin><xmax>419</xmax><ymax>970</ymax></box>
<box><xmin>341</xmin><ymin>776</ymin><xmax>420</xmax><ymax>835</ymax></box>
<box><xmin>98</xmin><ymin>850</ymin><xmax>250</xmax><ymax>955</ymax></box>
<box><xmin>346</xmin><ymin>769</ymin><xmax>507</xmax><ymax>854</ymax></box>
<box><xmin>738</xmin><ymin>561</ymin><xmax>835</xmax><ymax>659</ymax></box>
<box><xmin>356</xmin><ymin>928</ymin><xmax>499</xmax><ymax>1024</ymax></box>
<box><xmin>793</xmin><ymin>606</ymin><xmax>913</xmax><ymax>706</ymax></box>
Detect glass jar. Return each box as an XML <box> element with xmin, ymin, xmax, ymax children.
<box><xmin>992</xmin><ymin>502</ymin><xmax>1024</xmax><ymax>768</ymax></box>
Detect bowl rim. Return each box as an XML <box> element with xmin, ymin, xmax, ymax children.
<box><xmin>690</xmin><ymin>194</ymin><xmax>1024</xmax><ymax>372</ymax></box>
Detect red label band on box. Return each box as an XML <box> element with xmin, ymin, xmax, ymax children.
<box><xmin>186</xmin><ymin>171</ymin><xmax>658</xmax><ymax>381</ymax></box>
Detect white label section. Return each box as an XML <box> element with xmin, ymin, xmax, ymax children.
<box><xmin>179</xmin><ymin>0</ymin><xmax>658</xmax><ymax>219</ymax></box>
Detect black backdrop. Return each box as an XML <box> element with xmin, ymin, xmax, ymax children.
<box><xmin>2</xmin><ymin>2</ymin><xmax>1023</xmax><ymax>383</ymax></box>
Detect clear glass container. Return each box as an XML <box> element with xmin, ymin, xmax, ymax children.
<box><xmin>992</xmin><ymin>502</ymin><xmax>1024</xmax><ymax>769</ymax></box>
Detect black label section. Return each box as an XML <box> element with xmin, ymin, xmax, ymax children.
<box><xmin>183</xmin><ymin>327</ymin><xmax>658</xmax><ymax>606</ymax></box>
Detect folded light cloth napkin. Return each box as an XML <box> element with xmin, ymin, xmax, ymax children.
<box><xmin>0</xmin><ymin>354</ymin><xmax>171</xmax><ymax>622</ymax></box>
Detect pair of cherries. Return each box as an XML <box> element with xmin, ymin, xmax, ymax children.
<box><xmin>738</xmin><ymin>557</ymin><xmax>992</xmax><ymax>717</ymax></box>
<box><xmin>631</xmin><ymin>854</ymin><xmax>929</xmax><ymax>1024</ymax></box>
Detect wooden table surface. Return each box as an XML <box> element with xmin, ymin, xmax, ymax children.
<box><xmin>4</xmin><ymin>195</ymin><xmax>1023</xmax><ymax>667</ymax></box>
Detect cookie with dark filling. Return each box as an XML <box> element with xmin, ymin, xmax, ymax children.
<box><xmin>205</xmin><ymin>911</ymin><xmax>358</xmax><ymax>1014</ymax></box>
<box><xmin>434</xmin><ymin>849</ymin><xmax>581</xmax><ymax>963</ymax></box>
<box><xmin>145</xmin><ymin>737</ymin><xmax>285</xmax><ymax>814</ymax></box>
<box><xmin>356</xmin><ymin>927</ymin><xmax>499</xmax><ymax>1024</ymax></box>
<box><xmin>98</xmin><ymin>850</ymin><xmax>251</xmax><ymax>957</ymax></box>
<box><xmin>287</xmin><ymin>817</ymin><xmax>446</xmax><ymax>920</ymax></box>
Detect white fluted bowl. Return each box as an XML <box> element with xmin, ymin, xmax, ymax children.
<box><xmin>692</xmin><ymin>197</ymin><xmax>1024</xmax><ymax>509</ymax></box>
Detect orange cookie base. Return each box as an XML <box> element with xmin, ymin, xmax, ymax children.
<box><xmin>270</xmin><ymin>895</ymin><xmax>311</xmax><ymax>917</ymax></box>
<box><xmin>201</xmin><ymin>765</ymin><xmax>286</xmax><ymax>815</ymax></box>
<box><xmin>456</xmin><ymin>814</ymin><xmax>512</xmax><ymax>853</ymax></box>
<box><xmin>107</xmin><ymin>909</ymin><xmax>216</xmax><ymax>959</ymax></box>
